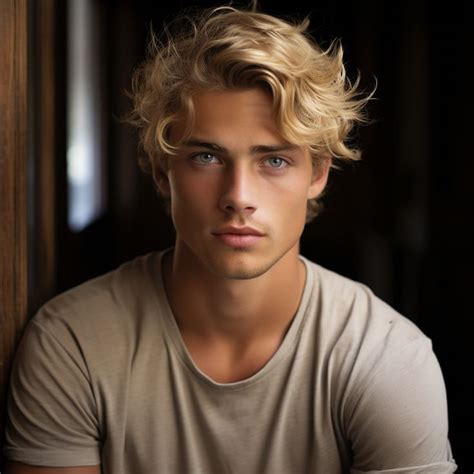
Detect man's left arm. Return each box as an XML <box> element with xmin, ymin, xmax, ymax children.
<box><xmin>345</xmin><ymin>324</ymin><xmax>457</xmax><ymax>473</ymax></box>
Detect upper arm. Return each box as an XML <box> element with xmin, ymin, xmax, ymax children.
<box><xmin>5</xmin><ymin>462</ymin><xmax>101</xmax><ymax>474</ymax></box>
<box><xmin>4</xmin><ymin>316</ymin><xmax>101</xmax><ymax>467</ymax></box>
<box><xmin>346</xmin><ymin>327</ymin><xmax>456</xmax><ymax>472</ymax></box>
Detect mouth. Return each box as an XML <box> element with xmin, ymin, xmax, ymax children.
<box><xmin>212</xmin><ymin>226</ymin><xmax>265</xmax><ymax>248</ymax></box>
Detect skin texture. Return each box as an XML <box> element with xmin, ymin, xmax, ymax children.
<box><xmin>159</xmin><ymin>88</ymin><xmax>331</xmax><ymax>383</ymax></box>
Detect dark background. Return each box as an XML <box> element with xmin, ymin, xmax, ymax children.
<box><xmin>49</xmin><ymin>0</ymin><xmax>471</xmax><ymax>471</ymax></box>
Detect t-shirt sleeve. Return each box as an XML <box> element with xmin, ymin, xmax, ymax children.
<box><xmin>345</xmin><ymin>318</ymin><xmax>457</xmax><ymax>473</ymax></box>
<box><xmin>3</xmin><ymin>309</ymin><xmax>101</xmax><ymax>467</ymax></box>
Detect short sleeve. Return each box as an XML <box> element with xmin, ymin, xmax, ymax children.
<box><xmin>3</xmin><ymin>308</ymin><xmax>101</xmax><ymax>467</ymax></box>
<box><xmin>345</xmin><ymin>320</ymin><xmax>457</xmax><ymax>473</ymax></box>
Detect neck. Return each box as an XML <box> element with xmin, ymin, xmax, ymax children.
<box><xmin>162</xmin><ymin>241</ymin><xmax>306</xmax><ymax>349</ymax></box>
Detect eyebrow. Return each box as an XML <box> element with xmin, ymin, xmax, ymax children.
<box><xmin>181</xmin><ymin>138</ymin><xmax>300</xmax><ymax>154</ymax></box>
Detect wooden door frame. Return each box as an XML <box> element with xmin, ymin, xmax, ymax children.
<box><xmin>0</xmin><ymin>0</ymin><xmax>59</xmax><ymax>463</ymax></box>
<box><xmin>0</xmin><ymin>0</ymin><xmax>29</xmax><ymax>459</ymax></box>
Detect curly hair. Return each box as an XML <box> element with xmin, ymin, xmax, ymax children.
<box><xmin>128</xmin><ymin>5</ymin><xmax>373</xmax><ymax>222</ymax></box>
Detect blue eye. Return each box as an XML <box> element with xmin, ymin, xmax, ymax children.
<box><xmin>266</xmin><ymin>157</ymin><xmax>288</xmax><ymax>169</ymax></box>
<box><xmin>192</xmin><ymin>152</ymin><xmax>218</xmax><ymax>164</ymax></box>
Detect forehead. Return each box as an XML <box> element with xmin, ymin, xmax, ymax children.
<box><xmin>171</xmin><ymin>88</ymin><xmax>288</xmax><ymax>146</ymax></box>
<box><xmin>192</xmin><ymin>88</ymin><xmax>274</xmax><ymax>120</ymax></box>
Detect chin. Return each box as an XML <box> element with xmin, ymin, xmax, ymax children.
<box><xmin>205</xmin><ymin>250</ymin><xmax>279</xmax><ymax>281</ymax></box>
<box><xmin>220</xmin><ymin>267</ymin><xmax>269</xmax><ymax>281</ymax></box>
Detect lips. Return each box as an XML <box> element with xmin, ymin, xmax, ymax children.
<box><xmin>212</xmin><ymin>226</ymin><xmax>265</xmax><ymax>248</ymax></box>
<box><xmin>213</xmin><ymin>226</ymin><xmax>264</xmax><ymax>236</ymax></box>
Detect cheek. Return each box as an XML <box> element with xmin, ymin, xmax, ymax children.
<box><xmin>168</xmin><ymin>172</ymin><xmax>216</xmax><ymax>218</ymax></box>
<box><xmin>271</xmin><ymin>173</ymin><xmax>312</xmax><ymax>211</ymax></box>
<box><xmin>268</xmin><ymin>176</ymin><xmax>311</xmax><ymax>234</ymax></box>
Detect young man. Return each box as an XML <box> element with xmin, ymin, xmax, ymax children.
<box><xmin>4</xmin><ymin>5</ymin><xmax>456</xmax><ymax>474</ymax></box>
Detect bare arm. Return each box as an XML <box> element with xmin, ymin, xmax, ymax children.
<box><xmin>4</xmin><ymin>462</ymin><xmax>101</xmax><ymax>474</ymax></box>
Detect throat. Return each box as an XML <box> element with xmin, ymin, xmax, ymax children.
<box><xmin>183</xmin><ymin>332</ymin><xmax>288</xmax><ymax>383</ymax></box>
<box><xmin>161</xmin><ymin>248</ymin><xmax>308</xmax><ymax>382</ymax></box>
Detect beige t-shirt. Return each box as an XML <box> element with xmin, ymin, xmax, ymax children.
<box><xmin>4</xmin><ymin>249</ymin><xmax>456</xmax><ymax>473</ymax></box>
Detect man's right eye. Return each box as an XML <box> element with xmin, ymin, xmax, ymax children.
<box><xmin>191</xmin><ymin>152</ymin><xmax>219</xmax><ymax>164</ymax></box>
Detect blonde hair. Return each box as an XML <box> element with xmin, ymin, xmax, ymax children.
<box><xmin>128</xmin><ymin>5</ymin><xmax>373</xmax><ymax>222</ymax></box>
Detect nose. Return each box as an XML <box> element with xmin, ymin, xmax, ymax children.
<box><xmin>218</xmin><ymin>163</ymin><xmax>257</xmax><ymax>215</ymax></box>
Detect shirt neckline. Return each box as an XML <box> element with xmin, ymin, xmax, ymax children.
<box><xmin>150</xmin><ymin>247</ymin><xmax>315</xmax><ymax>390</ymax></box>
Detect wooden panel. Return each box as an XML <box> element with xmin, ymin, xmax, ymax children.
<box><xmin>0</xmin><ymin>0</ymin><xmax>29</xmax><ymax>459</ymax></box>
<box><xmin>29</xmin><ymin>0</ymin><xmax>57</xmax><ymax>313</ymax></box>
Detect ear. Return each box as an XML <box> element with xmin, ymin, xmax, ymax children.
<box><xmin>307</xmin><ymin>157</ymin><xmax>331</xmax><ymax>200</ymax></box>
<box><xmin>155</xmin><ymin>168</ymin><xmax>171</xmax><ymax>197</ymax></box>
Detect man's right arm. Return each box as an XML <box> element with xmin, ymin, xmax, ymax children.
<box><xmin>4</xmin><ymin>312</ymin><xmax>102</xmax><ymax>468</ymax></box>
<box><xmin>5</xmin><ymin>461</ymin><xmax>101</xmax><ymax>474</ymax></box>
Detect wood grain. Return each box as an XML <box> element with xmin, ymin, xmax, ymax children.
<box><xmin>0</xmin><ymin>0</ymin><xmax>29</xmax><ymax>462</ymax></box>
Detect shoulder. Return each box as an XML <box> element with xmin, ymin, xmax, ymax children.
<box><xmin>302</xmin><ymin>257</ymin><xmax>426</xmax><ymax>353</ymax></box>
<box><xmin>32</xmin><ymin>251</ymin><xmax>163</xmax><ymax>335</ymax></box>
<box><xmin>301</xmin><ymin>257</ymin><xmax>442</xmax><ymax>417</ymax></box>
<box><xmin>0</xmin><ymin>251</ymin><xmax>167</xmax><ymax>469</ymax></box>
<box><xmin>301</xmin><ymin>258</ymin><xmax>455</xmax><ymax>471</ymax></box>
<box><xmin>15</xmin><ymin>251</ymin><xmax>168</xmax><ymax>376</ymax></box>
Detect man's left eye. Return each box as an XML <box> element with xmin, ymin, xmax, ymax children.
<box><xmin>265</xmin><ymin>157</ymin><xmax>288</xmax><ymax>169</ymax></box>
